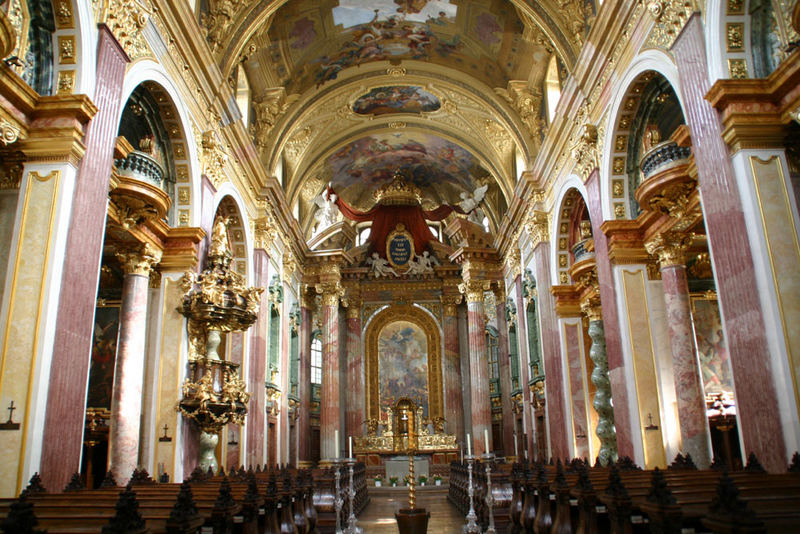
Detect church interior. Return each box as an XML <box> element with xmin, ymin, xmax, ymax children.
<box><xmin>1</xmin><ymin>0</ymin><xmax>800</xmax><ymax>531</ymax></box>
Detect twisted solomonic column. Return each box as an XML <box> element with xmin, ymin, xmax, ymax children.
<box><xmin>581</xmin><ymin>296</ymin><xmax>618</xmax><ymax>466</ymax></box>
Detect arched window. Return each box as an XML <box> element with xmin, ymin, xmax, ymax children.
<box><xmin>235</xmin><ymin>66</ymin><xmax>251</xmax><ymax>126</ymax></box>
<box><xmin>545</xmin><ymin>55</ymin><xmax>561</xmax><ymax>123</ymax></box>
<box><xmin>356</xmin><ymin>223</ymin><xmax>372</xmax><ymax>246</ymax></box>
<box><xmin>487</xmin><ymin>326</ymin><xmax>499</xmax><ymax>381</ymax></box>
<box><xmin>508</xmin><ymin>301</ymin><xmax>521</xmax><ymax>391</ymax></box>
<box><xmin>311</xmin><ymin>334</ymin><xmax>322</xmax><ymax>385</ymax></box>
<box><xmin>267</xmin><ymin>275</ymin><xmax>283</xmax><ymax>380</ymax></box>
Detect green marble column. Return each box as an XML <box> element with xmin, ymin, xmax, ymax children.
<box><xmin>587</xmin><ymin>313</ymin><xmax>617</xmax><ymax>465</ymax></box>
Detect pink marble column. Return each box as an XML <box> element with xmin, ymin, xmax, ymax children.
<box><xmin>563</xmin><ymin>321</ymin><xmax>591</xmax><ymax>459</ymax></box>
<box><xmin>442</xmin><ymin>297</ymin><xmax>464</xmax><ymax>442</ymax></box>
<box><xmin>648</xmin><ymin>233</ymin><xmax>713</xmax><ymax>467</ymax></box>
<box><xmin>297</xmin><ymin>298</ymin><xmax>313</xmax><ymax>466</ymax></box>
<box><xmin>531</xmin><ymin>242</ymin><xmax>570</xmax><ymax>459</ymax></box>
<box><xmin>41</xmin><ymin>25</ymin><xmax>130</xmax><ymax>490</ymax></box>
<box><xmin>495</xmin><ymin>291</ymin><xmax>516</xmax><ymax>458</ymax></box>
<box><xmin>671</xmin><ymin>14</ymin><xmax>785</xmax><ymax>472</ymax></box>
<box><xmin>514</xmin><ymin>276</ymin><xmax>534</xmax><ymax>459</ymax></box>
<box><xmin>245</xmin><ymin>250</ymin><xmax>269</xmax><ymax>468</ymax></box>
<box><xmin>320</xmin><ymin>298</ymin><xmax>341</xmax><ymax>460</ymax></box>
<box><xmin>584</xmin><ymin>170</ymin><xmax>633</xmax><ymax>459</ymax></box>
<box><xmin>226</xmin><ymin>332</ymin><xmax>244</xmax><ymax>468</ymax></box>
<box><xmin>463</xmin><ymin>283</ymin><xmax>493</xmax><ymax>456</ymax></box>
<box><xmin>109</xmin><ymin>247</ymin><xmax>160</xmax><ymax>481</ymax></box>
<box><xmin>345</xmin><ymin>305</ymin><xmax>364</xmax><ymax>440</ymax></box>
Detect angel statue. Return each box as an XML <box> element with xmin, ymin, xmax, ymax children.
<box><xmin>366</xmin><ymin>252</ymin><xmax>397</xmax><ymax>278</ymax></box>
<box><xmin>458</xmin><ymin>184</ymin><xmax>489</xmax><ymax>224</ymax></box>
<box><xmin>312</xmin><ymin>187</ymin><xmax>340</xmax><ymax>234</ymax></box>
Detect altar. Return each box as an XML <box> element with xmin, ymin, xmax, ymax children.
<box><xmin>353</xmin><ymin>397</ymin><xmax>458</xmax><ymax>466</ymax></box>
<box><xmin>385</xmin><ymin>456</ymin><xmax>429</xmax><ymax>481</ymax></box>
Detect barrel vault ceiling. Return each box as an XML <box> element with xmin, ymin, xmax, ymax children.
<box><xmin>200</xmin><ymin>0</ymin><xmax>594</xmax><ymax>230</ymax></box>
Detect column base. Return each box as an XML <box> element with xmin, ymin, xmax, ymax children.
<box><xmin>395</xmin><ymin>508</ymin><xmax>429</xmax><ymax>534</ymax></box>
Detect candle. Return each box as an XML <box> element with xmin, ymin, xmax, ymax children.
<box><xmin>484</xmin><ymin>429</ymin><xmax>489</xmax><ymax>453</ymax></box>
<box><xmin>466</xmin><ymin>433</ymin><xmax>472</xmax><ymax>456</ymax></box>
<box><xmin>524</xmin><ymin>449</ymin><xmax>528</xmax><ymax>460</ymax></box>
<box><xmin>334</xmin><ymin>430</ymin><xmax>339</xmax><ymax>458</ymax></box>
<box><xmin>349</xmin><ymin>436</ymin><xmax>353</xmax><ymax>459</ymax></box>
<box><xmin>514</xmin><ymin>433</ymin><xmax>518</xmax><ymax>457</ymax></box>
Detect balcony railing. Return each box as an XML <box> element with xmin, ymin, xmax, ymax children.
<box><xmin>640</xmin><ymin>141</ymin><xmax>691</xmax><ymax>180</ymax></box>
<box><xmin>115</xmin><ymin>150</ymin><xmax>165</xmax><ymax>189</ymax></box>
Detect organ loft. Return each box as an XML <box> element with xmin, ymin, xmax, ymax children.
<box><xmin>0</xmin><ymin>0</ymin><xmax>799</xmax><ymax>531</ymax></box>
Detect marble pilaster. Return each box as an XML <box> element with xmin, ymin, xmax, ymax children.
<box><xmin>246</xmin><ymin>250</ymin><xmax>269</xmax><ymax>467</ymax></box>
<box><xmin>297</xmin><ymin>295</ymin><xmax>313</xmax><ymax>466</ymax></box>
<box><xmin>647</xmin><ymin>233</ymin><xmax>712</xmax><ymax>468</ymax></box>
<box><xmin>461</xmin><ymin>279</ymin><xmax>493</xmax><ymax>456</ymax></box>
<box><xmin>672</xmin><ymin>15</ymin><xmax>785</xmax><ymax>471</ymax></box>
<box><xmin>495</xmin><ymin>288</ymin><xmax>515</xmax><ymax>458</ymax></box>
<box><xmin>42</xmin><ymin>25</ymin><xmax>130</xmax><ymax>491</ymax></box>
<box><xmin>513</xmin><ymin>276</ymin><xmax>534</xmax><ymax>459</ymax></box>
<box><xmin>532</xmin><ymin>242</ymin><xmax>569</xmax><ymax>459</ymax></box>
<box><xmin>442</xmin><ymin>295</ymin><xmax>464</xmax><ymax>442</ymax></box>
<box><xmin>109</xmin><ymin>245</ymin><xmax>161</xmax><ymax>481</ymax></box>
<box><xmin>344</xmin><ymin>301</ymin><xmax>364</xmax><ymax>440</ymax></box>
<box><xmin>318</xmin><ymin>272</ymin><xmax>344</xmax><ymax>461</ymax></box>
<box><xmin>561</xmin><ymin>319</ymin><xmax>591</xmax><ymax>460</ymax></box>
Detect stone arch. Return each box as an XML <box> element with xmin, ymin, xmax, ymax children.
<box><xmin>601</xmin><ymin>65</ymin><xmax>687</xmax><ymax>220</ymax></box>
<box><xmin>364</xmin><ymin>304</ymin><xmax>443</xmax><ymax>425</ymax></box>
<box><xmin>119</xmin><ymin>62</ymin><xmax>202</xmax><ymax>227</ymax></box>
<box><xmin>550</xmin><ymin>178</ymin><xmax>591</xmax><ymax>285</ymax></box>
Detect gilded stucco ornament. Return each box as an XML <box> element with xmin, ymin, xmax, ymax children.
<box><xmin>525</xmin><ymin>209</ymin><xmax>550</xmax><ymax>248</ymax></box>
<box><xmin>0</xmin><ymin>120</ymin><xmax>20</xmax><ymax>146</ymax></box>
<box><xmin>92</xmin><ymin>0</ymin><xmax>153</xmax><ymax>60</ymax></box>
<box><xmin>116</xmin><ymin>243</ymin><xmax>162</xmax><ymax>276</ymax></box>
<box><xmin>495</xmin><ymin>81</ymin><xmax>546</xmax><ymax>141</ymax></box>
<box><xmin>646</xmin><ymin>0</ymin><xmax>698</xmax><ymax>50</ymax></box>
<box><xmin>645</xmin><ymin>231</ymin><xmax>693</xmax><ymax>268</ymax></box>
<box><xmin>458</xmin><ymin>279</ymin><xmax>491</xmax><ymax>303</ymax></box>
<box><xmin>200</xmin><ymin>0</ymin><xmax>249</xmax><ymax>53</ymax></box>
<box><xmin>199</xmin><ymin>130</ymin><xmax>229</xmax><ymax>188</ymax></box>
<box><xmin>251</xmin><ymin>88</ymin><xmax>300</xmax><ymax>150</ymax></box>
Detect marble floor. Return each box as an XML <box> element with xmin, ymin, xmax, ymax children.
<box><xmin>357</xmin><ymin>486</ymin><xmax>464</xmax><ymax>533</ymax></box>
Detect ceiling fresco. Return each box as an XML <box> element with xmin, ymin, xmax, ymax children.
<box><xmin>352</xmin><ymin>85</ymin><xmax>441</xmax><ymax>115</ymax></box>
<box><xmin>320</xmin><ymin>131</ymin><xmax>490</xmax><ymax>208</ymax></box>
<box><xmin>266</xmin><ymin>0</ymin><xmax>538</xmax><ymax>94</ymax></box>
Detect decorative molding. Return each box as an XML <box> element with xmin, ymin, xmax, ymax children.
<box><xmin>93</xmin><ymin>0</ymin><xmax>154</xmax><ymax>60</ymax></box>
<box><xmin>0</xmin><ymin>120</ymin><xmax>21</xmax><ymax>146</ymax></box>
<box><xmin>646</xmin><ymin>0</ymin><xmax>697</xmax><ymax>50</ymax></box>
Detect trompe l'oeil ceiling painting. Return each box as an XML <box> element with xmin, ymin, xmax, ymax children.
<box><xmin>320</xmin><ymin>131</ymin><xmax>489</xmax><ymax>208</ymax></box>
<box><xmin>269</xmin><ymin>0</ymin><xmax>536</xmax><ymax>94</ymax></box>
<box><xmin>353</xmin><ymin>85</ymin><xmax>441</xmax><ymax>115</ymax></box>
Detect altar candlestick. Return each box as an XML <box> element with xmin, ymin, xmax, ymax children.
<box><xmin>467</xmin><ymin>433</ymin><xmax>472</xmax><ymax>456</ymax></box>
<box><xmin>484</xmin><ymin>429</ymin><xmax>489</xmax><ymax>453</ymax></box>
<box><xmin>335</xmin><ymin>430</ymin><xmax>339</xmax><ymax>458</ymax></box>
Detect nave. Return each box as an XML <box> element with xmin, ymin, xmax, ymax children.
<box><xmin>359</xmin><ymin>487</ymin><xmax>463</xmax><ymax>533</ymax></box>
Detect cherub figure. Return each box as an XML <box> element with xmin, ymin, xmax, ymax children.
<box><xmin>366</xmin><ymin>252</ymin><xmax>397</xmax><ymax>277</ymax></box>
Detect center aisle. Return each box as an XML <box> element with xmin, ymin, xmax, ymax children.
<box><xmin>357</xmin><ymin>485</ymin><xmax>464</xmax><ymax>533</ymax></box>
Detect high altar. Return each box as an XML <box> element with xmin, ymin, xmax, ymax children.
<box><xmin>353</xmin><ymin>397</ymin><xmax>458</xmax><ymax>466</ymax></box>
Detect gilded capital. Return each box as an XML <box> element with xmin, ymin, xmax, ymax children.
<box><xmin>504</xmin><ymin>247</ymin><xmax>521</xmax><ymax>278</ymax></box>
<box><xmin>251</xmin><ymin>216</ymin><xmax>277</xmax><ymax>250</ymax></box>
<box><xmin>580</xmin><ymin>294</ymin><xmax>602</xmax><ymax>322</ymax></box>
<box><xmin>458</xmin><ymin>279</ymin><xmax>490</xmax><ymax>303</ymax></box>
<box><xmin>315</xmin><ymin>281</ymin><xmax>345</xmax><ymax>307</ymax></box>
<box><xmin>525</xmin><ymin>209</ymin><xmax>550</xmax><ymax>248</ymax></box>
<box><xmin>645</xmin><ymin>232</ymin><xmax>692</xmax><ymax>268</ymax></box>
<box><xmin>492</xmin><ymin>284</ymin><xmax>506</xmax><ymax>303</ymax></box>
<box><xmin>346</xmin><ymin>300</ymin><xmax>362</xmax><ymax>319</ymax></box>
<box><xmin>116</xmin><ymin>244</ymin><xmax>162</xmax><ymax>276</ymax></box>
<box><xmin>441</xmin><ymin>294</ymin><xmax>462</xmax><ymax>316</ymax></box>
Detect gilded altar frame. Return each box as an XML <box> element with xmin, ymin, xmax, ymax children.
<box><xmin>364</xmin><ymin>304</ymin><xmax>443</xmax><ymax>424</ymax></box>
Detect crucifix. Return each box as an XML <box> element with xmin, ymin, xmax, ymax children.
<box><xmin>159</xmin><ymin>423</ymin><xmax>172</xmax><ymax>442</ymax></box>
<box><xmin>0</xmin><ymin>400</ymin><xmax>20</xmax><ymax>430</ymax></box>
